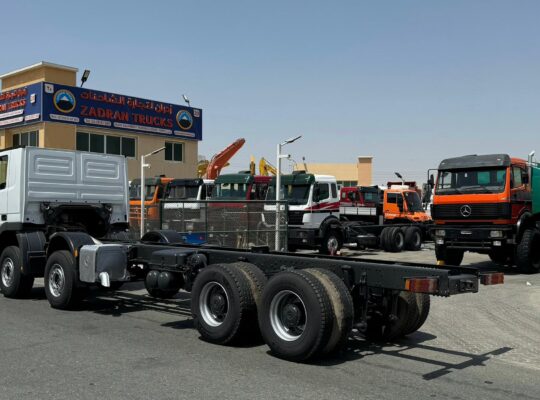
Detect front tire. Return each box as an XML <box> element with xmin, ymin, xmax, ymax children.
<box><xmin>44</xmin><ymin>250</ymin><xmax>83</xmax><ymax>309</ymax></box>
<box><xmin>319</xmin><ymin>230</ymin><xmax>343</xmax><ymax>255</ymax></box>
<box><xmin>435</xmin><ymin>245</ymin><xmax>464</xmax><ymax>266</ymax></box>
<box><xmin>0</xmin><ymin>246</ymin><xmax>34</xmax><ymax>298</ymax></box>
<box><xmin>516</xmin><ymin>229</ymin><xmax>540</xmax><ymax>274</ymax></box>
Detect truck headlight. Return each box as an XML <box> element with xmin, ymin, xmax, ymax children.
<box><xmin>490</xmin><ymin>230</ymin><xmax>503</xmax><ymax>238</ymax></box>
<box><xmin>435</xmin><ymin>229</ymin><xmax>446</xmax><ymax>237</ymax></box>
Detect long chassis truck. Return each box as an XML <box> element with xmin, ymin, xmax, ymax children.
<box><xmin>0</xmin><ymin>147</ymin><xmax>504</xmax><ymax>362</ymax></box>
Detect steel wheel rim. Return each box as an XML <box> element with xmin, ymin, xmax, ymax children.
<box><xmin>269</xmin><ymin>290</ymin><xmax>307</xmax><ymax>341</ymax></box>
<box><xmin>1</xmin><ymin>258</ymin><xmax>15</xmax><ymax>288</ymax></box>
<box><xmin>200</xmin><ymin>281</ymin><xmax>229</xmax><ymax>327</ymax></box>
<box><xmin>327</xmin><ymin>237</ymin><xmax>339</xmax><ymax>253</ymax></box>
<box><xmin>48</xmin><ymin>264</ymin><xmax>65</xmax><ymax>298</ymax></box>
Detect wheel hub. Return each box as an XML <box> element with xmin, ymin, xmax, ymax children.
<box><xmin>281</xmin><ymin>303</ymin><xmax>301</xmax><ymax>329</ymax></box>
<box><xmin>200</xmin><ymin>281</ymin><xmax>229</xmax><ymax>327</ymax></box>
<box><xmin>48</xmin><ymin>264</ymin><xmax>65</xmax><ymax>298</ymax></box>
<box><xmin>1</xmin><ymin>258</ymin><xmax>15</xmax><ymax>288</ymax></box>
<box><xmin>210</xmin><ymin>293</ymin><xmax>226</xmax><ymax>315</ymax></box>
<box><xmin>269</xmin><ymin>290</ymin><xmax>307</xmax><ymax>341</ymax></box>
<box><xmin>327</xmin><ymin>237</ymin><xmax>338</xmax><ymax>252</ymax></box>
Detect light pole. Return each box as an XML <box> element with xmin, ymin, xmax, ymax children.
<box><xmin>275</xmin><ymin>135</ymin><xmax>302</xmax><ymax>251</ymax></box>
<box><xmin>140</xmin><ymin>147</ymin><xmax>165</xmax><ymax>238</ymax></box>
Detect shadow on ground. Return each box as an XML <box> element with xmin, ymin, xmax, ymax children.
<box><xmin>314</xmin><ymin>331</ymin><xmax>512</xmax><ymax>379</ymax></box>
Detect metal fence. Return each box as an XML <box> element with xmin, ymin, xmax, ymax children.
<box><xmin>129</xmin><ymin>200</ymin><xmax>289</xmax><ymax>250</ymax></box>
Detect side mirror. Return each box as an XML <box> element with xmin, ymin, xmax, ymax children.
<box><xmin>313</xmin><ymin>187</ymin><xmax>320</xmax><ymax>202</ymax></box>
<box><xmin>428</xmin><ymin>174</ymin><xmax>435</xmax><ymax>188</ymax></box>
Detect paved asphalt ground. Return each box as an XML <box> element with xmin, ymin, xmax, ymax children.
<box><xmin>1</xmin><ymin>247</ymin><xmax>539</xmax><ymax>400</ymax></box>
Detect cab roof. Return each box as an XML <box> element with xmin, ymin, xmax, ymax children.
<box><xmin>169</xmin><ymin>178</ymin><xmax>203</xmax><ymax>187</ymax></box>
<box><xmin>438</xmin><ymin>154</ymin><xmax>511</xmax><ymax>170</ymax></box>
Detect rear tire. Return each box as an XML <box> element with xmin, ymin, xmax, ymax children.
<box><xmin>366</xmin><ymin>291</ymin><xmax>418</xmax><ymax>341</ymax></box>
<box><xmin>258</xmin><ymin>269</ymin><xmax>334</xmax><ymax>361</ymax></box>
<box><xmin>380</xmin><ymin>227</ymin><xmax>391</xmax><ymax>251</ymax></box>
<box><xmin>305</xmin><ymin>269</ymin><xmax>354</xmax><ymax>355</ymax></box>
<box><xmin>386</xmin><ymin>227</ymin><xmax>405</xmax><ymax>253</ymax></box>
<box><xmin>516</xmin><ymin>229</ymin><xmax>540</xmax><ymax>274</ymax></box>
<box><xmin>0</xmin><ymin>246</ymin><xmax>34</xmax><ymax>298</ymax></box>
<box><xmin>403</xmin><ymin>294</ymin><xmax>430</xmax><ymax>335</ymax></box>
<box><xmin>404</xmin><ymin>227</ymin><xmax>422</xmax><ymax>251</ymax></box>
<box><xmin>435</xmin><ymin>245</ymin><xmax>464</xmax><ymax>266</ymax></box>
<box><xmin>191</xmin><ymin>263</ymin><xmax>257</xmax><ymax>344</ymax></box>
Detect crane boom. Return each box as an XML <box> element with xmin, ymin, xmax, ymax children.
<box><xmin>259</xmin><ymin>157</ymin><xmax>277</xmax><ymax>176</ymax></box>
<box><xmin>205</xmin><ymin>138</ymin><xmax>246</xmax><ymax>179</ymax></box>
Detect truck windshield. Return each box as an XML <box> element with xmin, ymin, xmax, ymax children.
<box><xmin>404</xmin><ymin>192</ymin><xmax>423</xmax><ymax>212</ymax></box>
<box><xmin>266</xmin><ymin>184</ymin><xmax>311</xmax><ymax>205</ymax></box>
<box><xmin>213</xmin><ymin>183</ymin><xmax>248</xmax><ymax>199</ymax></box>
<box><xmin>437</xmin><ymin>168</ymin><xmax>507</xmax><ymax>194</ymax></box>
<box><xmin>129</xmin><ymin>184</ymin><xmax>157</xmax><ymax>201</ymax></box>
<box><xmin>166</xmin><ymin>185</ymin><xmax>199</xmax><ymax>199</ymax></box>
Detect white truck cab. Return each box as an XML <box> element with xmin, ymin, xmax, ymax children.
<box><xmin>266</xmin><ymin>173</ymin><xmax>341</xmax><ymax>253</ymax></box>
<box><xmin>0</xmin><ymin>147</ymin><xmax>130</xmax><ymax>302</ymax></box>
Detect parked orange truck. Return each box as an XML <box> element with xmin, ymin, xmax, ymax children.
<box><xmin>430</xmin><ymin>153</ymin><xmax>540</xmax><ymax>273</ymax></box>
<box><xmin>129</xmin><ymin>176</ymin><xmax>173</xmax><ymax>227</ymax></box>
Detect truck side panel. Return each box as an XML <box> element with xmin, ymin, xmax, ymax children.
<box><xmin>24</xmin><ymin>148</ymin><xmax>128</xmax><ymax>224</ymax></box>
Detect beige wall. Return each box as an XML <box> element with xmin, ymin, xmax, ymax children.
<box><xmin>298</xmin><ymin>156</ymin><xmax>373</xmax><ymax>186</ymax></box>
<box><xmin>357</xmin><ymin>156</ymin><xmax>373</xmax><ymax>186</ymax></box>
<box><xmin>1</xmin><ymin>65</ymin><xmax>76</xmax><ymax>91</ymax></box>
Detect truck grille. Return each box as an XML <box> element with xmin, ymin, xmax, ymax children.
<box><xmin>431</xmin><ymin>203</ymin><xmax>511</xmax><ymax>220</ymax></box>
<box><xmin>288</xmin><ymin>211</ymin><xmax>304</xmax><ymax>225</ymax></box>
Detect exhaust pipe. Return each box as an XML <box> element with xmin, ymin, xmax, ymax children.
<box><xmin>99</xmin><ymin>272</ymin><xmax>111</xmax><ymax>288</ymax></box>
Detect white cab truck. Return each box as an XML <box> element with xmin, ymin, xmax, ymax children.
<box><xmin>0</xmin><ymin>147</ymin><xmax>130</xmax><ymax>303</ymax></box>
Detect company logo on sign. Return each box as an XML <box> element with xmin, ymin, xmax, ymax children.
<box><xmin>53</xmin><ymin>89</ymin><xmax>76</xmax><ymax>113</ymax></box>
<box><xmin>176</xmin><ymin>110</ymin><xmax>193</xmax><ymax>130</ymax></box>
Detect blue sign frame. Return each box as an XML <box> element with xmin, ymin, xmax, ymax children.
<box><xmin>40</xmin><ymin>82</ymin><xmax>202</xmax><ymax>140</ymax></box>
<box><xmin>0</xmin><ymin>83</ymin><xmax>43</xmax><ymax>129</ymax></box>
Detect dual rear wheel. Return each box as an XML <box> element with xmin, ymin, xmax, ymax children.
<box><xmin>191</xmin><ymin>263</ymin><xmax>429</xmax><ymax>361</ymax></box>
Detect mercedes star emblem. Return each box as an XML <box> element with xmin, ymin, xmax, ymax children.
<box><xmin>460</xmin><ymin>205</ymin><xmax>472</xmax><ymax>217</ymax></box>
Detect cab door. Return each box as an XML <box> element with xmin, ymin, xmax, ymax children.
<box><xmin>510</xmin><ymin>165</ymin><xmax>531</xmax><ymax>220</ymax></box>
<box><xmin>0</xmin><ymin>155</ymin><xmax>8</xmax><ymax>222</ymax></box>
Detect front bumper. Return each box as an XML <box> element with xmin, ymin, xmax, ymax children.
<box><xmin>288</xmin><ymin>228</ymin><xmax>318</xmax><ymax>248</ymax></box>
<box><xmin>431</xmin><ymin>225</ymin><xmax>514</xmax><ymax>250</ymax></box>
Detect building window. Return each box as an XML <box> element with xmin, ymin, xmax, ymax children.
<box><xmin>106</xmin><ymin>135</ymin><xmax>121</xmax><ymax>155</ymax></box>
<box><xmin>77</xmin><ymin>132</ymin><xmax>136</xmax><ymax>158</ymax></box>
<box><xmin>0</xmin><ymin>155</ymin><xmax>7</xmax><ymax>190</ymax></box>
<box><xmin>165</xmin><ymin>142</ymin><xmax>183</xmax><ymax>162</ymax></box>
<box><xmin>337</xmin><ymin>180</ymin><xmax>358</xmax><ymax>187</ymax></box>
<box><xmin>13</xmin><ymin>131</ymin><xmax>39</xmax><ymax>147</ymax></box>
<box><xmin>121</xmin><ymin>137</ymin><xmax>136</xmax><ymax>158</ymax></box>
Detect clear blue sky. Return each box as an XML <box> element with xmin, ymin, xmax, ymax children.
<box><xmin>2</xmin><ymin>0</ymin><xmax>539</xmax><ymax>184</ymax></box>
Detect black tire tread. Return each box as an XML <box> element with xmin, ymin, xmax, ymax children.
<box><xmin>0</xmin><ymin>246</ymin><xmax>34</xmax><ymax>298</ymax></box>
<box><xmin>404</xmin><ymin>226</ymin><xmax>422</xmax><ymax>251</ymax></box>
<box><xmin>191</xmin><ymin>263</ymin><xmax>256</xmax><ymax>345</ymax></box>
<box><xmin>305</xmin><ymin>269</ymin><xmax>354</xmax><ymax>355</ymax></box>
<box><xmin>516</xmin><ymin>229</ymin><xmax>540</xmax><ymax>274</ymax></box>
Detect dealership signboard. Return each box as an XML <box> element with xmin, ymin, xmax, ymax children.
<box><xmin>0</xmin><ymin>83</ymin><xmax>42</xmax><ymax>128</ymax></box>
<box><xmin>0</xmin><ymin>83</ymin><xmax>202</xmax><ymax>140</ymax></box>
